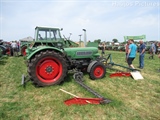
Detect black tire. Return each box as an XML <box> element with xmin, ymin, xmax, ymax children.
<box><xmin>21</xmin><ymin>46</ymin><xmax>27</xmax><ymax>56</ymax></box>
<box><xmin>28</xmin><ymin>50</ymin><xmax>67</xmax><ymax>87</ymax></box>
<box><xmin>89</xmin><ymin>62</ymin><xmax>106</xmax><ymax>80</ymax></box>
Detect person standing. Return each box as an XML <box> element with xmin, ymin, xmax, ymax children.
<box><xmin>149</xmin><ymin>42</ymin><xmax>156</xmax><ymax>59</ymax></box>
<box><xmin>101</xmin><ymin>43</ymin><xmax>105</xmax><ymax>57</ymax></box>
<box><xmin>139</xmin><ymin>40</ymin><xmax>146</xmax><ymax>69</ymax></box>
<box><xmin>127</xmin><ymin>39</ymin><xmax>137</xmax><ymax>69</ymax></box>
<box><xmin>125</xmin><ymin>40</ymin><xmax>130</xmax><ymax>62</ymax></box>
<box><xmin>16</xmin><ymin>41</ymin><xmax>20</xmax><ymax>52</ymax></box>
<box><xmin>11</xmin><ymin>41</ymin><xmax>18</xmax><ymax>56</ymax></box>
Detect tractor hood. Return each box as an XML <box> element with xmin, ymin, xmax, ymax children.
<box><xmin>64</xmin><ymin>47</ymin><xmax>100</xmax><ymax>59</ymax></box>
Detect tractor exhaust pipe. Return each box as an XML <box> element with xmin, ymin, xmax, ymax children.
<box><xmin>83</xmin><ymin>29</ymin><xmax>87</xmax><ymax>47</ymax></box>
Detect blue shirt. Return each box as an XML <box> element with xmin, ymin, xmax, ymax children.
<box><xmin>129</xmin><ymin>43</ymin><xmax>137</xmax><ymax>58</ymax></box>
<box><xmin>139</xmin><ymin>44</ymin><xmax>146</xmax><ymax>54</ymax></box>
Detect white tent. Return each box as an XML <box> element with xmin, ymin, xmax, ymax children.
<box><xmin>19</xmin><ymin>36</ymin><xmax>33</xmax><ymax>41</ymax></box>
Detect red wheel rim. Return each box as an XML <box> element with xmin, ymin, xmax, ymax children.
<box><xmin>6</xmin><ymin>48</ymin><xmax>10</xmax><ymax>55</ymax></box>
<box><xmin>93</xmin><ymin>66</ymin><xmax>104</xmax><ymax>78</ymax></box>
<box><xmin>36</xmin><ymin>57</ymin><xmax>63</xmax><ymax>83</ymax></box>
<box><xmin>22</xmin><ymin>47</ymin><xmax>27</xmax><ymax>56</ymax></box>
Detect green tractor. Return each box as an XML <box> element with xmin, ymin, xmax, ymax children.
<box><xmin>20</xmin><ymin>27</ymin><xmax>79</xmax><ymax>56</ymax></box>
<box><xmin>26</xmin><ymin>26</ymin><xmax>106</xmax><ymax>87</ymax></box>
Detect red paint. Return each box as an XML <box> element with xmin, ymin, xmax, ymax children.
<box><xmin>110</xmin><ymin>72</ymin><xmax>131</xmax><ymax>78</ymax></box>
<box><xmin>64</xmin><ymin>97</ymin><xmax>103</xmax><ymax>106</ymax></box>
<box><xmin>93</xmin><ymin>66</ymin><xmax>104</xmax><ymax>78</ymax></box>
<box><xmin>36</xmin><ymin>57</ymin><xmax>63</xmax><ymax>83</ymax></box>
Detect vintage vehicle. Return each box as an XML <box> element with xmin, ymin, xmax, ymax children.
<box><xmin>26</xmin><ymin>26</ymin><xmax>106</xmax><ymax>87</ymax></box>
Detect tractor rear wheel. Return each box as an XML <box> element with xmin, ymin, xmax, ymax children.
<box><xmin>21</xmin><ymin>46</ymin><xmax>27</xmax><ymax>56</ymax></box>
<box><xmin>28</xmin><ymin>50</ymin><xmax>67</xmax><ymax>87</ymax></box>
<box><xmin>89</xmin><ymin>62</ymin><xmax>106</xmax><ymax>80</ymax></box>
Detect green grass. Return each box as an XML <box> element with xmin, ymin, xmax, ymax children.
<box><xmin>0</xmin><ymin>51</ymin><xmax>160</xmax><ymax>120</ymax></box>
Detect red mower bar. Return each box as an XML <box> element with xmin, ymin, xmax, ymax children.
<box><xmin>110</xmin><ymin>72</ymin><xmax>131</xmax><ymax>78</ymax></box>
<box><xmin>60</xmin><ymin>89</ymin><xmax>110</xmax><ymax>106</ymax></box>
<box><xmin>64</xmin><ymin>97</ymin><xmax>103</xmax><ymax>106</ymax></box>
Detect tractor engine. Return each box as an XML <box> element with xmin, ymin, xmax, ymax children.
<box><xmin>67</xmin><ymin>58</ymin><xmax>91</xmax><ymax>70</ymax></box>
<box><xmin>64</xmin><ymin>47</ymin><xmax>100</xmax><ymax>70</ymax></box>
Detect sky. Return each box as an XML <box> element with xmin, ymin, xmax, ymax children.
<box><xmin>0</xmin><ymin>0</ymin><xmax>160</xmax><ymax>42</ymax></box>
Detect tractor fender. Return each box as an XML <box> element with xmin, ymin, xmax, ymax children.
<box><xmin>26</xmin><ymin>46</ymin><xmax>63</xmax><ymax>60</ymax></box>
<box><xmin>87</xmin><ymin>60</ymin><xmax>98</xmax><ymax>73</ymax></box>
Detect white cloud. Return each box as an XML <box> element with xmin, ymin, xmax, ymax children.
<box><xmin>131</xmin><ymin>15</ymin><xmax>158</xmax><ymax>26</ymax></box>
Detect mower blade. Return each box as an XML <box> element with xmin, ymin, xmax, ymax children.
<box><xmin>100</xmin><ymin>98</ymin><xmax>112</xmax><ymax>104</ymax></box>
<box><xmin>64</xmin><ymin>97</ymin><xmax>103</xmax><ymax>106</ymax></box>
<box><xmin>109</xmin><ymin>72</ymin><xmax>131</xmax><ymax>78</ymax></box>
<box><xmin>74</xmin><ymin>72</ymin><xmax>112</xmax><ymax>104</ymax></box>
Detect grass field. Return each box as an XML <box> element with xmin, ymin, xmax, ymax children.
<box><xmin>0</xmin><ymin>51</ymin><xmax>160</xmax><ymax>120</ymax></box>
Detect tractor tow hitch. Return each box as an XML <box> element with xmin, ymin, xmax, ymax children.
<box><xmin>72</xmin><ymin>72</ymin><xmax>111</xmax><ymax>104</ymax></box>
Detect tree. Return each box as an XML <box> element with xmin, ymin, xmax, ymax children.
<box><xmin>112</xmin><ymin>38</ymin><xmax>118</xmax><ymax>43</ymax></box>
<box><xmin>94</xmin><ymin>39</ymin><xmax>101</xmax><ymax>44</ymax></box>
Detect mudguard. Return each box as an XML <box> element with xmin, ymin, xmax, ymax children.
<box><xmin>26</xmin><ymin>46</ymin><xmax>63</xmax><ymax>60</ymax></box>
<box><xmin>87</xmin><ymin>60</ymin><xmax>97</xmax><ymax>73</ymax></box>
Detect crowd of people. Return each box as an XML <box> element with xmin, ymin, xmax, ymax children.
<box><xmin>125</xmin><ymin>40</ymin><xmax>159</xmax><ymax>70</ymax></box>
<box><xmin>101</xmin><ymin>39</ymin><xmax>160</xmax><ymax>70</ymax></box>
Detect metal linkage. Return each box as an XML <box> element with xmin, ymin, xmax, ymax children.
<box><xmin>73</xmin><ymin>72</ymin><xmax>111</xmax><ymax>104</ymax></box>
<box><xmin>99</xmin><ymin>54</ymin><xmax>140</xmax><ymax>72</ymax></box>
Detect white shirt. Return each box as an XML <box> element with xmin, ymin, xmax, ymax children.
<box><xmin>11</xmin><ymin>42</ymin><xmax>17</xmax><ymax>48</ymax></box>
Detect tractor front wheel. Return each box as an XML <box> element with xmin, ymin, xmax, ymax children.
<box><xmin>89</xmin><ymin>62</ymin><xmax>106</xmax><ymax>80</ymax></box>
<box><xmin>28</xmin><ymin>50</ymin><xmax>67</xmax><ymax>87</ymax></box>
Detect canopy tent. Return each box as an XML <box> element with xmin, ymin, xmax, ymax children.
<box><xmin>124</xmin><ymin>35</ymin><xmax>146</xmax><ymax>42</ymax></box>
<box><xmin>19</xmin><ymin>36</ymin><xmax>33</xmax><ymax>41</ymax></box>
